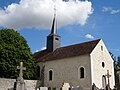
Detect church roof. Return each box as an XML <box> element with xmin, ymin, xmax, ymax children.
<box><xmin>33</xmin><ymin>39</ymin><xmax>101</xmax><ymax>62</ymax></box>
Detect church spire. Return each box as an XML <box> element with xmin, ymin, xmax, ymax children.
<box><xmin>46</xmin><ymin>4</ymin><xmax>61</xmax><ymax>52</ymax></box>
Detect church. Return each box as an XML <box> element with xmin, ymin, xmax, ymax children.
<box><xmin>33</xmin><ymin>12</ymin><xmax>115</xmax><ymax>90</ymax></box>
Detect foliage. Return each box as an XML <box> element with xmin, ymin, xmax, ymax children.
<box><xmin>110</xmin><ymin>51</ymin><xmax>120</xmax><ymax>87</ymax></box>
<box><xmin>109</xmin><ymin>52</ymin><xmax>119</xmax><ymax>85</ymax></box>
<box><xmin>117</xmin><ymin>56</ymin><xmax>120</xmax><ymax>68</ymax></box>
<box><xmin>116</xmin><ymin>56</ymin><xmax>120</xmax><ymax>84</ymax></box>
<box><xmin>0</xmin><ymin>29</ymin><xmax>35</xmax><ymax>79</ymax></box>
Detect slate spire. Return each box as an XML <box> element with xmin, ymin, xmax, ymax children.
<box><xmin>46</xmin><ymin>4</ymin><xmax>61</xmax><ymax>52</ymax></box>
<box><xmin>50</xmin><ymin>7</ymin><xmax>57</xmax><ymax>35</ymax></box>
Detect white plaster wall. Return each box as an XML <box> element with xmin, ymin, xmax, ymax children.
<box><xmin>41</xmin><ymin>55</ymin><xmax>91</xmax><ymax>89</ymax></box>
<box><xmin>90</xmin><ymin>39</ymin><xmax>115</xmax><ymax>89</ymax></box>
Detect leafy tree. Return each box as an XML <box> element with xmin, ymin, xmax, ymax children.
<box><xmin>109</xmin><ymin>52</ymin><xmax>118</xmax><ymax>86</ymax></box>
<box><xmin>110</xmin><ymin>51</ymin><xmax>120</xmax><ymax>88</ymax></box>
<box><xmin>0</xmin><ymin>29</ymin><xmax>35</xmax><ymax>79</ymax></box>
<box><xmin>117</xmin><ymin>56</ymin><xmax>120</xmax><ymax>68</ymax></box>
<box><xmin>114</xmin><ymin>56</ymin><xmax>120</xmax><ymax>89</ymax></box>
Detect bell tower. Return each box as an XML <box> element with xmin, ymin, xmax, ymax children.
<box><xmin>46</xmin><ymin>4</ymin><xmax>61</xmax><ymax>52</ymax></box>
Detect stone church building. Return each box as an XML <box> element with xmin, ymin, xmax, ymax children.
<box><xmin>33</xmin><ymin>14</ymin><xmax>115</xmax><ymax>90</ymax></box>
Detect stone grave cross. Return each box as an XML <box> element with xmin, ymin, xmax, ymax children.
<box><xmin>14</xmin><ymin>62</ymin><xmax>27</xmax><ymax>90</ymax></box>
<box><xmin>17</xmin><ymin>62</ymin><xmax>26</xmax><ymax>78</ymax></box>
<box><xmin>105</xmin><ymin>70</ymin><xmax>111</xmax><ymax>87</ymax></box>
<box><xmin>17</xmin><ymin>62</ymin><xmax>26</xmax><ymax>83</ymax></box>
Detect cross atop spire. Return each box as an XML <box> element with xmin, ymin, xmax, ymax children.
<box><xmin>54</xmin><ymin>4</ymin><xmax>56</xmax><ymax>17</ymax></box>
<box><xmin>50</xmin><ymin>2</ymin><xmax>57</xmax><ymax>35</ymax></box>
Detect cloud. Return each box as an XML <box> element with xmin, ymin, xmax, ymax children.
<box><xmin>112</xmin><ymin>49</ymin><xmax>120</xmax><ymax>52</ymax></box>
<box><xmin>35</xmin><ymin>50</ymin><xmax>39</xmax><ymax>53</ymax></box>
<box><xmin>102</xmin><ymin>7</ymin><xmax>112</xmax><ymax>12</ymax></box>
<box><xmin>35</xmin><ymin>46</ymin><xmax>46</xmax><ymax>52</ymax></box>
<box><xmin>102</xmin><ymin>7</ymin><xmax>120</xmax><ymax>14</ymax></box>
<box><xmin>85</xmin><ymin>34</ymin><xmax>94</xmax><ymax>39</ymax></box>
<box><xmin>110</xmin><ymin>10</ymin><xmax>120</xmax><ymax>14</ymax></box>
<box><xmin>40</xmin><ymin>47</ymin><xmax>46</xmax><ymax>50</ymax></box>
<box><xmin>0</xmin><ymin>0</ymin><xmax>93</xmax><ymax>29</ymax></box>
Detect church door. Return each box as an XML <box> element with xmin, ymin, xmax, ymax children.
<box><xmin>102</xmin><ymin>75</ymin><xmax>107</xmax><ymax>89</ymax></box>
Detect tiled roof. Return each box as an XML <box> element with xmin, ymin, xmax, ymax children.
<box><xmin>33</xmin><ymin>39</ymin><xmax>101</xmax><ymax>62</ymax></box>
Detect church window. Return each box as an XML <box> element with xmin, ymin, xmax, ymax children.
<box><xmin>49</xmin><ymin>70</ymin><xmax>53</xmax><ymax>81</ymax></box>
<box><xmin>55</xmin><ymin>38</ymin><xmax>59</xmax><ymax>40</ymax></box>
<box><xmin>102</xmin><ymin>62</ymin><xmax>105</xmax><ymax>68</ymax></box>
<box><xmin>101</xmin><ymin>46</ymin><xmax>103</xmax><ymax>51</ymax></box>
<box><xmin>80</xmin><ymin>67</ymin><xmax>85</xmax><ymax>78</ymax></box>
<box><xmin>102</xmin><ymin>75</ymin><xmax>106</xmax><ymax>88</ymax></box>
<box><xmin>37</xmin><ymin>66</ymin><xmax>40</xmax><ymax>78</ymax></box>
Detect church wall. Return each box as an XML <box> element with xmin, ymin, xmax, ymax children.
<box><xmin>90</xmin><ymin>40</ymin><xmax>115</xmax><ymax>89</ymax></box>
<box><xmin>39</xmin><ymin>55</ymin><xmax>91</xmax><ymax>89</ymax></box>
<box><xmin>36</xmin><ymin>62</ymin><xmax>44</xmax><ymax>79</ymax></box>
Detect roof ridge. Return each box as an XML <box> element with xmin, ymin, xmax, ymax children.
<box><xmin>58</xmin><ymin>38</ymin><xmax>101</xmax><ymax>49</ymax></box>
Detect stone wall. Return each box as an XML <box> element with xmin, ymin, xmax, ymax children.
<box><xmin>0</xmin><ymin>78</ymin><xmax>37</xmax><ymax>90</ymax></box>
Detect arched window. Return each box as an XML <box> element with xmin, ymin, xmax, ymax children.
<box><xmin>49</xmin><ymin>70</ymin><xmax>53</xmax><ymax>81</ymax></box>
<box><xmin>102</xmin><ymin>75</ymin><xmax>106</xmax><ymax>89</ymax></box>
<box><xmin>80</xmin><ymin>67</ymin><xmax>85</xmax><ymax>78</ymax></box>
<box><xmin>101</xmin><ymin>46</ymin><xmax>103</xmax><ymax>51</ymax></box>
<box><xmin>37</xmin><ymin>66</ymin><xmax>40</xmax><ymax>78</ymax></box>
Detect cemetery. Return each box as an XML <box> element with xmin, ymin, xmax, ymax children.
<box><xmin>0</xmin><ymin>61</ymin><xmax>118</xmax><ymax>90</ymax></box>
<box><xmin>0</xmin><ymin>1</ymin><xmax>119</xmax><ymax>90</ymax></box>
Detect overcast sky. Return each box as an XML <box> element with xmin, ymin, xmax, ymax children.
<box><xmin>0</xmin><ymin>0</ymin><xmax>120</xmax><ymax>57</ymax></box>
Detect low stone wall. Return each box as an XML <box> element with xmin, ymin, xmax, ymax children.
<box><xmin>0</xmin><ymin>78</ymin><xmax>37</xmax><ymax>90</ymax></box>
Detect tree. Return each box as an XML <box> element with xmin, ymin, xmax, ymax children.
<box><xmin>117</xmin><ymin>56</ymin><xmax>120</xmax><ymax>68</ymax></box>
<box><xmin>0</xmin><ymin>29</ymin><xmax>35</xmax><ymax>79</ymax></box>
<box><xmin>109</xmin><ymin>52</ymin><xmax>118</xmax><ymax>85</ymax></box>
<box><xmin>110</xmin><ymin>51</ymin><xmax>120</xmax><ymax>88</ymax></box>
<box><xmin>114</xmin><ymin>56</ymin><xmax>120</xmax><ymax>89</ymax></box>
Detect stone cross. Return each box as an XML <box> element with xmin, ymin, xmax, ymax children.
<box><xmin>17</xmin><ymin>62</ymin><xmax>26</xmax><ymax>82</ymax></box>
<box><xmin>13</xmin><ymin>62</ymin><xmax>27</xmax><ymax>90</ymax></box>
<box><xmin>105</xmin><ymin>70</ymin><xmax>111</xmax><ymax>87</ymax></box>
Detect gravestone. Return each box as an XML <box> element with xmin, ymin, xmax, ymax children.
<box><xmin>62</xmin><ymin>83</ymin><xmax>70</xmax><ymax>90</ymax></box>
<box><xmin>55</xmin><ymin>88</ymin><xmax>60</xmax><ymax>90</ymax></box>
<box><xmin>40</xmin><ymin>87</ymin><xmax>48</xmax><ymax>90</ymax></box>
<box><xmin>71</xmin><ymin>86</ymin><xmax>83</xmax><ymax>90</ymax></box>
<box><xmin>14</xmin><ymin>62</ymin><xmax>26</xmax><ymax>90</ymax></box>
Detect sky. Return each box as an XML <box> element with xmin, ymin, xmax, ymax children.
<box><xmin>0</xmin><ymin>0</ymin><xmax>120</xmax><ymax>57</ymax></box>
